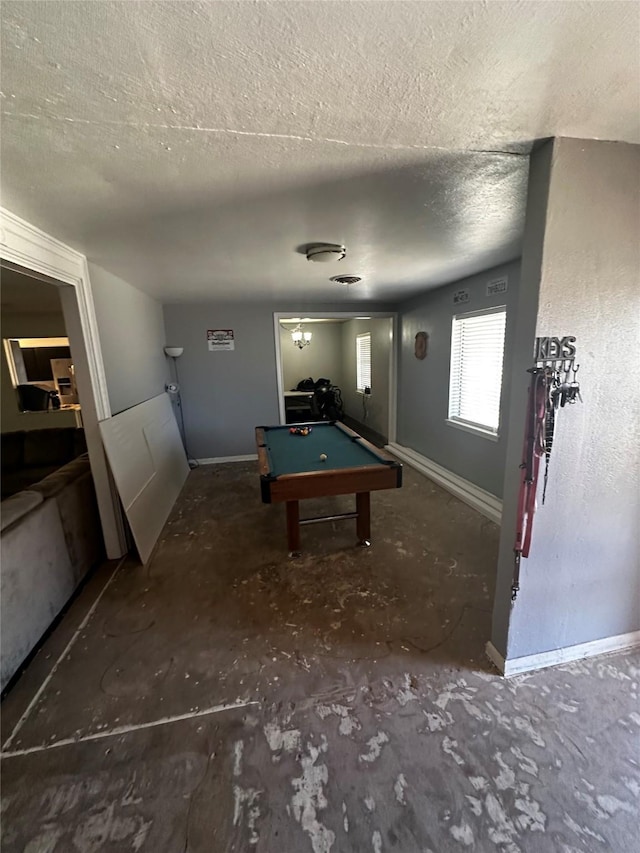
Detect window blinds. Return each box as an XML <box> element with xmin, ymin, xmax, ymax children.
<box><xmin>448</xmin><ymin>308</ymin><xmax>506</xmax><ymax>432</ymax></box>
<box><xmin>356</xmin><ymin>333</ymin><xmax>372</xmax><ymax>392</ymax></box>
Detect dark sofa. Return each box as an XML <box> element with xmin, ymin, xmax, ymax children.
<box><xmin>1</xmin><ymin>426</ymin><xmax>103</xmax><ymax>691</ymax></box>
<box><xmin>1</xmin><ymin>428</ymin><xmax>87</xmax><ymax>500</ymax></box>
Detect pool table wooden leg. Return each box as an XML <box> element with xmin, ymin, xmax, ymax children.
<box><xmin>356</xmin><ymin>492</ymin><xmax>371</xmax><ymax>546</ymax></box>
<box><xmin>286</xmin><ymin>500</ymin><xmax>301</xmax><ymax>556</ymax></box>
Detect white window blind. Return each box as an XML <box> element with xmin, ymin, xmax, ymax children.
<box><xmin>356</xmin><ymin>333</ymin><xmax>372</xmax><ymax>392</ymax></box>
<box><xmin>448</xmin><ymin>307</ymin><xmax>506</xmax><ymax>434</ymax></box>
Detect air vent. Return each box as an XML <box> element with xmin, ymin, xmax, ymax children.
<box><xmin>330</xmin><ymin>275</ymin><xmax>362</xmax><ymax>285</ymax></box>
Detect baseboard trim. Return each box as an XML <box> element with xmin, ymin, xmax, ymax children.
<box><xmin>486</xmin><ymin>630</ymin><xmax>640</xmax><ymax>677</ymax></box>
<box><xmin>343</xmin><ymin>415</ymin><xmax>387</xmax><ymax>448</ymax></box>
<box><xmin>485</xmin><ymin>641</ymin><xmax>507</xmax><ymax>674</ymax></box>
<box><xmin>196</xmin><ymin>454</ymin><xmax>258</xmax><ymax>465</ymax></box>
<box><xmin>385</xmin><ymin>441</ymin><xmax>502</xmax><ymax>524</ymax></box>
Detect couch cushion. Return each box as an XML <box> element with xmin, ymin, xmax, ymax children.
<box><xmin>1</xmin><ymin>467</ymin><xmax>60</xmax><ymax>500</ymax></box>
<box><xmin>23</xmin><ymin>428</ymin><xmax>75</xmax><ymax>467</ymax></box>
<box><xmin>73</xmin><ymin>429</ymin><xmax>87</xmax><ymax>458</ymax></box>
<box><xmin>55</xmin><ymin>469</ymin><xmax>104</xmax><ymax>584</ymax></box>
<box><xmin>0</xmin><ymin>490</ymin><xmax>43</xmax><ymax>532</ymax></box>
<box><xmin>30</xmin><ymin>456</ymin><xmax>91</xmax><ymax>500</ymax></box>
<box><xmin>1</xmin><ymin>432</ymin><xmax>25</xmax><ymax>472</ymax></box>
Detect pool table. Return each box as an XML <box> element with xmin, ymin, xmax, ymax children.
<box><xmin>255</xmin><ymin>421</ymin><xmax>402</xmax><ymax>554</ymax></box>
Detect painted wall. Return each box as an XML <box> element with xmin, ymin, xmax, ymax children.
<box><xmin>280</xmin><ymin>323</ymin><xmax>345</xmax><ymax>392</ymax></box>
<box><xmin>163</xmin><ymin>302</ymin><xmax>390</xmax><ymax>459</ymax></box>
<box><xmin>88</xmin><ymin>263</ymin><xmax>169</xmax><ymax>415</ymax></box>
<box><xmin>340</xmin><ymin>318</ymin><xmax>392</xmax><ymax>440</ymax></box>
<box><xmin>1</xmin><ymin>309</ymin><xmax>77</xmax><ymax>432</ymax></box>
<box><xmin>395</xmin><ymin>260</ymin><xmax>520</xmax><ymax>497</ymax></box>
<box><xmin>163</xmin><ymin>303</ymin><xmax>280</xmax><ymax>459</ymax></box>
<box><xmin>493</xmin><ymin>138</ymin><xmax>640</xmax><ymax>661</ymax></box>
<box><xmin>490</xmin><ymin>144</ymin><xmax>551</xmax><ymax>654</ymax></box>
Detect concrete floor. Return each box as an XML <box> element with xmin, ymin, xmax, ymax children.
<box><xmin>1</xmin><ymin>461</ymin><xmax>638</xmax><ymax>852</ymax></box>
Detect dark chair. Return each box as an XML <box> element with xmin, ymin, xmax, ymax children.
<box><xmin>314</xmin><ymin>385</ymin><xmax>344</xmax><ymax>421</ymax></box>
<box><xmin>16</xmin><ymin>384</ymin><xmax>58</xmax><ymax>412</ymax></box>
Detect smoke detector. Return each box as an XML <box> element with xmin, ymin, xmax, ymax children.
<box><xmin>306</xmin><ymin>244</ymin><xmax>346</xmax><ymax>263</ymax></box>
<box><xmin>330</xmin><ymin>275</ymin><xmax>362</xmax><ymax>286</ymax></box>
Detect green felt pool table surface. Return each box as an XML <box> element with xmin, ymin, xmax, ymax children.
<box><xmin>256</xmin><ymin>421</ymin><xmax>402</xmax><ymax>549</ymax></box>
<box><xmin>261</xmin><ymin>422</ymin><xmax>387</xmax><ymax>476</ymax></box>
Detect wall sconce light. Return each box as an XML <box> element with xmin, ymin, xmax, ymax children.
<box><xmin>164</xmin><ymin>345</ymin><xmax>184</xmax><ymax>390</ymax></box>
<box><xmin>163</xmin><ymin>345</ymin><xmax>196</xmax><ymax>467</ymax></box>
<box><xmin>164</xmin><ymin>346</ymin><xmax>184</xmax><ymax>358</ymax></box>
<box><xmin>291</xmin><ymin>325</ymin><xmax>312</xmax><ymax>349</ymax></box>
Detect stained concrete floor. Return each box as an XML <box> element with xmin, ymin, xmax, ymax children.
<box><xmin>1</xmin><ymin>461</ymin><xmax>638</xmax><ymax>852</ymax></box>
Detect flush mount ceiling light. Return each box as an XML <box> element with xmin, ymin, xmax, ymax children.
<box><xmin>306</xmin><ymin>244</ymin><xmax>346</xmax><ymax>263</ymax></box>
<box><xmin>291</xmin><ymin>324</ymin><xmax>312</xmax><ymax>349</ymax></box>
<box><xmin>330</xmin><ymin>275</ymin><xmax>362</xmax><ymax>286</ymax></box>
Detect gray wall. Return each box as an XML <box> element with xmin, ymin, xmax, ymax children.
<box><xmin>396</xmin><ymin>260</ymin><xmax>520</xmax><ymax>497</ymax></box>
<box><xmin>163</xmin><ymin>302</ymin><xmax>390</xmax><ymax>459</ymax></box>
<box><xmin>1</xmin><ymin>308</ymin><xmax>77</xmax><ymax>432</ymax></box>
<box><xmin>280</xmin><ymin>322</ymin><xmax>344</xmax><ymax>391</ymax></box>
<box><xmin>493</xmin><ymin>138</ymin><xmax>640</xmax><ymax>661</ymax></box>
<box><xmin>341</xmin><ymin>318</ymin><xmax>392</xmax><ymax>439</ymax></box>
<box><xmin>89</xmin><ymin>263</ymin><xmax>169</xmax><ymax>415</ymax></box>
<box><xmin>164</xmin><ymin>303</ymin><xmax>280</xmax><ymax>459</ymax></box>
<box><xmin>490</xmin><ymin>144</ymin><xmax>552</xmax><ymax>654</ymax></box>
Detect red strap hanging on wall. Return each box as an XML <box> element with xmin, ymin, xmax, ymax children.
<box><xmin>512</xmin><ymin>369</ymin><xmax>551</xmax><ymax>599</ymax></box>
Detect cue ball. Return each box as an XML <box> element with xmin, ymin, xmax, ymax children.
<box><xmin>320</xmin><ymin>453</ymin><xmax>327</xmax><ymax>461</ymax></box>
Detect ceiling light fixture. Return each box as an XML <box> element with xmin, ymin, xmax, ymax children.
<box><xmin>291</xmin><ymin>324</ymin><xmax>312</xmax><ymax>349</ymax></box>
<box><xmin>306</xmin><ymin>244</ymin><xmax>346</xmax><ymax>263</ymax></box>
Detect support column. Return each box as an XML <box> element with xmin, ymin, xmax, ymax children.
<box><xmin>490</xmin><ymin>138</ymin><xmax>640</xmax><ymax>672</ymax></box>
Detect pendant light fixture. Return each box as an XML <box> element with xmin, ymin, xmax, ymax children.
<box><xmin>291</xmin><ymin>324</ymin><xmax>312</xmax><ymax>349</ymax></box>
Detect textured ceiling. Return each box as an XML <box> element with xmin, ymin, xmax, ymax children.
<box><xmin>1</xmin><ymin>1</ymin><xmax>638</xmax><ymax>303</ymax></box>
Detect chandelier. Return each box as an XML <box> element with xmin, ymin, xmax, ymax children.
<box><xmin>291</xmin><ymin>324</ymin><xmax>312</xmax><ymax>349</ymax></box>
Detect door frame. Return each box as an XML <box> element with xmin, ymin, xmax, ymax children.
<box><xmin>273</xmin><ymin>311</ymin><xmax>397</xmax><ymax>443</ymax></box>
<box><xmin>1</xmin><ymin>207</ymin><xmax>127</xmax><ymax>557</ymax></box>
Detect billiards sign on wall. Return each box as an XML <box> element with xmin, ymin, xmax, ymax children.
<box><xmin>207</xmin><ymin>330</ymin><xmax>235</xmax><ymax>351</ymax></box>
<box><xmin>453</xmin><ymin>289</ymin><xmax>470</xmax><ymax>305</ymax></box>
<box><xmin>486</xmin><ymin>276</ymin><xmax>508</xmax><ymax>296</ymax></box>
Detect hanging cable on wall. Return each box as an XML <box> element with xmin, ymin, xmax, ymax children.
<box><xmin>164</xmin><ymin>347</ymin><xmax>199</xmax><ymax>469</ymax></box>
<box><xmin>362</xmin><ymin>386</ymin><xmax>371</xmax><ymax>421</ymax></box>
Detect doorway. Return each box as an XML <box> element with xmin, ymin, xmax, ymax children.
<box><xmin>273</xmin><ymin>311</ymin><xmax>397</xmax><ymax>446</ymax></box>
<box><xmin>0</xmin><ymin>211</ymin><xmax>126</xmax><ymax>558</ymax></box>
<box><xmin>1</xmin><ymin>271</ymin><xmax>82</xmax><ymax>430</ymax></box>
<box><xmin>0</xmin><ymin>261</ymin><xmax>125</xmax><ymax>557</ymax></box>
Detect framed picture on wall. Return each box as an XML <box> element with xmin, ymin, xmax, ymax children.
<box><xmin>207</xmin><ymin>330</ymin><xmax>235</xmax><ymax>351</ymax></box>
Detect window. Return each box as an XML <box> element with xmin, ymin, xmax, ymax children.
<box><xmin>448</xmin><ymin>307</ymin><xmax>506</xmax><ymax>436</ymax></box>
<box><xmin>356</xmin><ymin>333</ymin><xmax>371</xmax><ymax>393</ymax></box>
